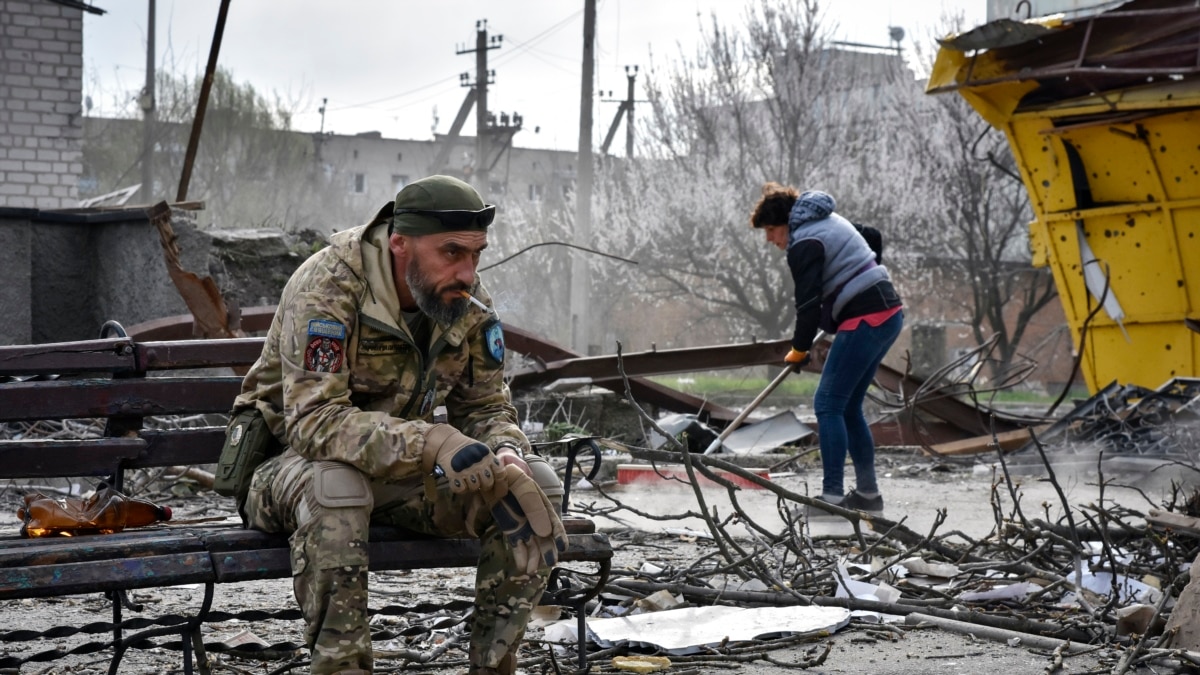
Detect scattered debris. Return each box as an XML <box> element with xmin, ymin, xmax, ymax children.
<box><xmin>551</xmin><ymin>605</ymin><xmax>851</xmax><ymax>654</ymax></box>
<box><xmin>1004</xmin><ymin>378</ymin><xmax>1200</xmax><ymax>473</ymax></box>
<box><xmin>722</xmin><ymin>410</ymin><xmax>814</xmax><ymax>454</ymax></box>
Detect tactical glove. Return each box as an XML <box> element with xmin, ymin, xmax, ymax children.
<box><xmin>485</xmin><ymin>464</ymin><xmax>568</xmax><ymax>575</ymax></box>
<box><xmin>422</xmin><ymin>424</ymin><xmax>501</xmax><ymax>494</ymax></box>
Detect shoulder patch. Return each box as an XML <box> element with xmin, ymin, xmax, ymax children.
<box><xmin>305</xmin><ymin>319</ymin><xmax>346</xmax><ymax>373</ymax></box>
<box><xmin>483</xmin><ymin>320</ymin><xmax>505</xmax><ymax>366</ymax></box>
<box><xmin>308</xmin><ymin>319</ymin><xmax>346</xmax><ymax>339</ymax></box>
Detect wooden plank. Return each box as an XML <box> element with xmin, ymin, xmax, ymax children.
<box><xmin>0</xmin><ymin>337</ymin><xmax>262</xmax><ymax>378</ymax></box>
<box><xmin>0</xmin><ymin>427</ymin><xmax>228</xmax><ymax>478</ymax></box>
<box><xmin>0</xmin><ymin>527</ymin><xmax>610</xmax><ymax>600</ymax></box>
<box><xmin>0</xmin><ymin>437</ymin><xmax>144</xmax><ymax>478</ymax></box>
<box><xmin>0</xmin><ymin>377</ymin><xmax>243</xmax><ymax>421</ymax></box>
<box><xmin>0</xmin><ymin>531</ymin><xmax>204</xmax><ymax>567</ymax></box>
<box><xmin>210</xmin><ymin>532</ymin><xmax>612</xmax><ymax>583</ymax></box>
<box><xmin>0</xmin><ymin>551</ymin><xmax>214</xmax><ymax>599</ymax></box>
<box><xmin>0</xmin><ymin>526</ymin><xmax>196</xmax><ymax>550</ymax></box>
<box><xmin>927</xmin><ymin>425</ymin><xmax>1050</xmax><ymax>457</ymax></box>
<box><xmin>136</xmin><ymin>427</ymin><xmax>228</xmax><ymax>468</ymax></box>
<box><xmin>137</xmin><ymin>338</ymin><xmax>263</xmax><ymax>370</ymax></box>
<box><xmin>0</xmin><ymin>338</ymin><xmax>135</xmax><ymax>376</ymax></box>
<box><xmin>559</xmin><ymin>532</ymin><xmax>614</xmax><ymax>563</ymax></box>
<box><xmin>201</xmin><ymin>519</ymin><xmax>594</xmax><ymax>555</ymax></box>
<box><xmin>1147</xmin><ymin>509</ymin><xmax>1200</xmax><ymax>537</ymax></box>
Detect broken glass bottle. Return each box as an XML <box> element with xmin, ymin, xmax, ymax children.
<box><xmin>17</xmin><ymin>486</ymin><xmax>173</xmax><ymax>538</ymax></box>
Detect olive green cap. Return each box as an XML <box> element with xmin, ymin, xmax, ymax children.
<box><xmin>391</xmin><ymin>175</ymin><xmax>492</xmax><ymax>236</ymax></box>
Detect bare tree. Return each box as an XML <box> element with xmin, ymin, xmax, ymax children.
<box><xmin>589</xmin><ymin>1</ymin><xmax>1058</xmax><ymax>383</ymax></box>
<box><xmin>590</xmin><ymin>0</ymin><xmax>905</xmax><ymax>348</ymax></box>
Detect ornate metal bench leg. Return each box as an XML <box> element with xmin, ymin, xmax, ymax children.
<box><xmin>543</xmin><ymin>556</ymin><xmax>610</xmax><ymax>673</ymax></box>
<box><xmin>574</xmin><ymin>599</ymin><xmax>588</xmax><ymax>672</ymax></box>
<box><xmin>191</xmin><ymin>621</ymin><xmax>212</xmax><ymax>675</ymax></box>
<box><xmin>562</xmin><ymin>438</ymin><xmax>603</xmax><ymax>514</ymax></box>
<box><xmin>107</xmin><ymin>581</ymin><xmax>215</xmax><ymax>675</ymax></box>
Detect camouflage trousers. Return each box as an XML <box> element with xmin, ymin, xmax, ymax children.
<box><xmin>244</xmin><ymin>448</ymin><xmax>550</xmax><ymax>674</ymax></box>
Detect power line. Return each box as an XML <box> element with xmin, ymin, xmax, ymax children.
<box><xmin>321</xmin><ymin>10</ymin><xmax>584</xmax><ymax>116</ymax></box>
<box><xmin>324</xmin><ymin>73</ymin><xmax>462</xmax><ymax>112</ymax></box>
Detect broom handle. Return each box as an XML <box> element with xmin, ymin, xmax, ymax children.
<box><xmin>702</xmin><ymin>329</ymin><xmax>825</xmax><ymax>455</ymax></box>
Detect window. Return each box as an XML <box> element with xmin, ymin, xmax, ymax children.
<box><xmin>392</xmin><ymin>175</ymin><xmax>409</xmax><ymax>193</ymax></box>
<box><xmin>528</xmin><ymin>184</ymin><xmax>543</xmax><ymax>202</ymax></box>
<box><xmin>353</xmin><ymin>173</ymin><xmax>366</xmax><ymax>193</ymax></box>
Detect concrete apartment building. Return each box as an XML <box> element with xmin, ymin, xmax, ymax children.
<box><xmin>318</xmin><ymin>129</ymin><xmax>577</xmax><ymax>215</ymax></box>
<box><xmin>0</xmin><ymin>0</ymin><xmax>86</xmax><ymax>209</ymax></box>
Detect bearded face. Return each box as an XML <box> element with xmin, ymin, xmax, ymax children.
<box><xmin>406</xmin><ymin>252</ymin><xmax>469</xmax><ymax>325</ymax></box>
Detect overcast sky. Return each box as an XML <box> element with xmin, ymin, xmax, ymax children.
<box><xmin>82</xmin><ymin>1</ymin><xmax>986</xmax><ymax>153</ymax></box>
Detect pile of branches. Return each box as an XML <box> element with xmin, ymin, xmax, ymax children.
<box><xmin>557</xmin><ymin>361</ymin><xmax>1200</xmax><ymax>673</ymax></box>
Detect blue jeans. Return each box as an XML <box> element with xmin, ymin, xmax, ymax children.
<box><xmin>813</xmin><ymin>310</ymin><xmax>903</xmax><ymax>497</ymax></box>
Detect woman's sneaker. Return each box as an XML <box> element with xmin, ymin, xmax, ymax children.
<box><xmin>800</xmin><ymin>494</ymin><xmax>844</xmax><ymax>520</ymax></box>
<box><xmin>842</xmin><ymin>490</ymin><xmax>883</xmax><ymax>515</ymax></box>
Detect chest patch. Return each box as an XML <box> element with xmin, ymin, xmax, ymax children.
<box><xmin>483</xmin><ymin>320</ymin><xmax>505</xmax><ymax>366</ymax></box>
<box><xmin>359</xmin><ymin>337</ymin><xmax>404</xmax><ymax>356</ymax></box>
<box><xmin>305</xmin><ymin>319</ymin><xmax>346</xmax><ymax>373</ymax></box>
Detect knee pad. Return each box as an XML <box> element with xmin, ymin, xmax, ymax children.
<box><xmin>524</xmin><ymin>454</ymin><xmax>564</xmax><ymax>514</ymax></box>
<box><xmin>293</xmin><ymin>462</ymin><xmax>373</xmax><ymax>571</ymax></box>
<box><xmin>312</xmin><ymin>461</ymin><xmax>373</xmax><ymax>510</ymax></box>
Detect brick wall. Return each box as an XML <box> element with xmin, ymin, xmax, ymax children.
<box><xmin>0</xmin><ymin>0</ymin><xmax>82</xmax><ymax>208</ymax></box>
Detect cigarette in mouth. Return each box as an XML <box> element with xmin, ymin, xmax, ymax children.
<box><xmin>459</xmin><ymin>290</ymin><xmax>489</xmax><ymax>311</ymax></box>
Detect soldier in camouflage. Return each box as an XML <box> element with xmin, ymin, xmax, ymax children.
<box><xmin>235</xmin><ymin>175</ymin><xmax>566</xmax><ymax>675</ymax></box>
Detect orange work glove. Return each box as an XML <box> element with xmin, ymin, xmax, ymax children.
<box><xmin>785</xmin><ymin>348</ymin><xmax>811</xmax><ymax>366</ymax></box>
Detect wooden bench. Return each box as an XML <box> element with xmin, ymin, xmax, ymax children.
<box><xmin>0</xmin><ymin>329</ymin><xmax>612</xmax><ymax>674</ymax></box>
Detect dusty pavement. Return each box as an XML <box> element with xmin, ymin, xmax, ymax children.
<box><xmin>0</xmin><ymin>447</ymin><xmax>1189</xmax><ymax>674</ymax></box>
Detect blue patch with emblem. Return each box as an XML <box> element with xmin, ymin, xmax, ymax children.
<box><xmin>308</xmin><ymin>319</ymin><xmax>346</xmax><ymax>339</ymax></box>
<box><xmin>305</xmin><ymin>319</ymin><xmax>347</xmax><ymax>373</ymax></box>
<box><xmin>483</xmin><ymin>320</ymin><xmax>505</xmax><ymax>366</ymax></box>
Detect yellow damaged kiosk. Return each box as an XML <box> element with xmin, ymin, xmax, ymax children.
<box><xmin>926</xmin><ymin>0</ymin><xmax>1200</xmax><ymax>393</ymax></box>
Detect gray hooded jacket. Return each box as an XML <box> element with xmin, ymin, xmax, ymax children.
<box><xmin>785</xmin><ymin>191</ymin><xmax>893</xmax><ymax>349</ymax></box>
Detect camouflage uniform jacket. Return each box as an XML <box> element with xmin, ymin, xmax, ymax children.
<box><xmin>233</xmin><ymin>218</ymin><xmax>528</xmax><ymax>482</ymax></box>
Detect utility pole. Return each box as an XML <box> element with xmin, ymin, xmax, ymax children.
<box><xmin>315</xmin><ymin>97</ymin><xmax>327</xmax><ymax>163</ymax></box>
<box><xmin>600</xmin><ymin>65</ymin><xmax>640</xmax><ymax>157</ymax></box>
<box><xmin>624</xmin><ymin>65</ymin><xmax>637</xmax><ymax>158</ymax></box>
<box><xmin>456</xmin><ymin>20</ymin><xmax>501</xmax><ymax>192</ymax></box>
<box><xmin>139</xmin><ymin>0</ymin><xmax>156</xmax><ymax>202</ymax></box>
<box><xmin>571</xmin><ymin>0</ymin><xmax>596</xmax><ymax>354</ymax></box>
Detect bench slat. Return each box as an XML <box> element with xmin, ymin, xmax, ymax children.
<box><xmin>0</xmin><ymin>377</ymin><xmax>243</xmax><ymax>421</ymax></box>
<box><xmin>0</xmin><ymin>551</ymin><xmax>214</xmax><ymax>599</ymax></box>
<box><xmin>0</xmin><ymin>338</ymin><xmax>264</xmax><ymax>377</ymax></box>
<box><xmin>137</xmin><ymin>339</ymin><xmax>264</xmax><ymax>370</ymax></box>
<box><xmin>0</xmin><ymin>531</ymin><xmax>611</xmax><ymax>599</ymax></box>
<box><xmin>137</xmin><ymin>426</ymin><xmax>227</xmax><ymax>467</ymax></box>
<box><xmin>0</xmin><ymin>532</ymin><xmax>205</xmax><ymax>567</ymax></box>
<box><xmin>0</xmin><ymin>427</ymin><xmax>231</xmax><ymax>477</ymax></box>
<box><xmin>0</xmin><ymin>338</ymin><xmax>135</xmax><ymax>375</ymax></box>
<box><xmin>210</xmin><ymin>533</ymin><xmax>612</xmax><ymax>584</ymax></box>
<box><xmin>0</xmin><ymin>437</ymin><xmax>145</xmax><ymax>478</ymax></box>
